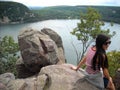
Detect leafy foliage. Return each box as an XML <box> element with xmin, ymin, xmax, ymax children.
<box><xmin>0</xmin><ymin>36</ymin><xmax>19</xmax><ymax>76</ymax></box>
<box><xmin>71</xmin><ymin>7</ymin><xmax>115</xmax><ymax>64</ymax></box>
<box><xmin>107</xmin><ymin>51</ymin><xmax>120</xmax><ymax>77</ymax></box>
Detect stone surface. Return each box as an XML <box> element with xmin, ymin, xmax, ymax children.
<box><xmin>16</xmin><ymin>57</ymin><xmax>36</xmax><ymax>78</ymax></box>
<box><xmin>41</xmin><ymin>28</ymin><xmax>63</xmax><ymax>48</ymax></box>
<box><xmin>0</xmin><ymin>73</ymin><xmax>15</xmax><ymax>85</ymax></box>
<box><xmin>0</xmin><ymin>82</ymin><xmax>8</xmax><ymax>90</ymax></box>
<box><xmin>39</xmin><ymin>64</ymin><xmax>100</xmax><ymax>90</ymax></box>
<box><xmin>0</xmin><ymin>73</ymin><xmax>15</xmax><ymax>90</ymax></box>
<box><xmin>114</xmin><ymin>68</ymin><xmax>120</xmax><ymax>90</ymax></box>
<box><xmin>17</xmin><ymin>28</ymin><xmax>66</xmax><ymax>78</ymax></box>
<box><xmin>0</xmin><ymin>64</ymin><xmax>101</xmax><ymax>90</ymax></box>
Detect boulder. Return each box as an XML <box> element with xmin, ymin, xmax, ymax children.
<box><xmin>39</xmin><ymin>64</ymin><xmax>99</xmax><ymax>90</ymax></box>
<box><xmin>17</xmin><ymin>28</ymin><xmax>66</xmax><ymax>78</ymax></box>
<box><xmin>0</xmin><ymin>73</ymin><xmax>15</xmax><ymax>90</ymax></box>
<box><xmin>0</xmin><ymin>83</ymin><xmax>8</xmax><ymax>90</ymax></box>
<box><xmin>114</xmin><ymin>68</ymin><xmax>120</xmax><ymax>90</ymax></box>
<box><xmin>1</xmin><ymin>64</ymin><xmax>101</xmax><ymax>90</ymax></box>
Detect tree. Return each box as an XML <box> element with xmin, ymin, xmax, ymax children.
<box><xmin>71</xmin><ymin>7</ymin><xmax>115</xmax><ymax>64</ymax></box>
<box><xmin>0</xmin><ymin>36</ymin><xmax>19</xmax><ymax>76</ymax></box>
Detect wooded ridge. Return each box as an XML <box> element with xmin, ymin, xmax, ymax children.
<box><xmin>0</xmin><ymin>1</ymin><xmax>120</xmax><ymax>24</ymax></box>
<box><xmin>32</xmin><ymin>5</ymin><xmax>120</xmax><ymax>24</ymax></box>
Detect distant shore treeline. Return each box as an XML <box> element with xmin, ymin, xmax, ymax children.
<box><xmin>0</xmin><ymin>1</ymin><xmax>120</xmax><ymax>24</ymax></box>
<box><xmin>31</xmin><ymin>6</ymin><xmax>120</xmax><ymax>24</ymax></box>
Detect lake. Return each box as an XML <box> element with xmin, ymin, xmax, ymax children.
<box><xmin>0</xmin><ymin>19</ymin><xmax>120</xmax><ymax>65</ymax></box>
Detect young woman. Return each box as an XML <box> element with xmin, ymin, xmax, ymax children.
<box><xmin>71</xmin><ymin>34</ymin><xmax>115</xmax><ymax>90</ymax></box>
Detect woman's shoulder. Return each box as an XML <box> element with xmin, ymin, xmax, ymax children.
<box><xmin>85</xmin><ymin>46</ymin><xmax>96</xmax><ymax>56</ymax></box>
<box><xmin>91</xmin><ymin>46</ymin><xmax>96</xmax><ymax>51</ymax></box>
<box><xmin>88</xmin><ymin>46</ymin><xmax>96</xmax><ymax>52</ymax></box>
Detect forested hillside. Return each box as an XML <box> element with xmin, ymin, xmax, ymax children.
<box><xmin>0</xmin><ymin>1</ymin><xmax>39</xmax><ymax>24</ymax></box>
<box><xmin>0</xmin><ymin>1</ymin><xmax>120</xmax><ymax>24</ymax></box>
<box><xmin>31</xmin><ymin>6</ymin><xmax>120</xmax><ymax>24</ymax></box>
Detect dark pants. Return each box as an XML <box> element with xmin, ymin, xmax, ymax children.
<box><xmin>103</xmin><ymin>77</ymin><xmax>109</xmax><ymax>88</ymax></box>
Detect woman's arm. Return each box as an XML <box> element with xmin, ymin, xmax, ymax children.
<box><xmin>103</xmin><ymin>68</ymin><xmax>115</xmax><ymax>90</ymax></box>
<box><xmin>71</xmin><ymin>56</ymin><xmax>86</xmax><ymax>71</ymax></box>
<box><xmin>76</xmin><ymin>56</ymin><xmax>86</xmax><ymax>71</ymax></box>
<box><xmin>102</xmin><ymin>68</ymin><xmax>111</xmax><ymax>80</ymax></box>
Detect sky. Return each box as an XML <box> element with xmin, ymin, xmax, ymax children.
<box><xmin>1</xmin><ymin>0</ymin><xmax>120</xmax><ymax>7</ymax></box>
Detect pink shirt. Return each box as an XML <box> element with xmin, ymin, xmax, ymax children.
<box><xmin>85</xmin><ymin>47</ymin><xmax>100</xmax><ymax>74</ymax></box>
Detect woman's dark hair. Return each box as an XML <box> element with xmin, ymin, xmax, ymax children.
<box><xmin>92</xmin><ymin>34</ymin><xmax>110</xmax><ymax>70</ymax></box>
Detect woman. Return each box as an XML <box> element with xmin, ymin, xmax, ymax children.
<box><xmin>71</xmin><ymin>34</ymin><xmax>115</xmax><ymax>90</ymax></box>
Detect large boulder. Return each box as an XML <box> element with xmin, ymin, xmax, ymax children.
<box><xmin>17</xmin><ymin>28</ymin><xmax>66</xmax><ymax>78</ymax></box>
<box><xmin>0</xmin><ymin>64</ymin><xmax>101</xmax><ymax>90</ymax></box>
<box><xmin>114</xmin><ymin>68</ymin><xmax>120</xmax><ymax>90</ymax></box>
<box><xmin>39</xmin><ymin>64</ymin><xmax>99</xmax><ymax>90</ymax></box>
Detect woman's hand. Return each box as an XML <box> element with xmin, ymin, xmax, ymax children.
<box><xmin>70</xmin><ymin>66</ymin><xmax>77</xmax><ymax>71</ymax></box>
<box><xmin>107</xmin><ymin>77</ymin><xmax>115</xmax><ymax>90</ymax></box>
<box><xmin>71</xmin><ymin>56</ymin><xmax>86</xmax><ymax>71</ymax></box>
<box><xmin>108</xmin><ymin>77</ymin><xmax>113</xmax><ymax>86</ymax></box>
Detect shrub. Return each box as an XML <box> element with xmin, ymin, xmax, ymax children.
<box><xmin>0</xmin><ymin>36</ymin><xmax>19</xmax><ymax>76</ymax></box>
<box><xmin>107</xmin><ymin>51</ymin><xmax>120</xmax><ymax>77</ymax></box>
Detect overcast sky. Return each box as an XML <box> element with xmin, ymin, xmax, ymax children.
<box><xmin>1</xmin><ymin>0</ymin><xmax>120</xmax><ymax>7</ymax></box>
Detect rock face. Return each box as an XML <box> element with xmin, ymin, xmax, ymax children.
<box><xmin>17</xmin><ymin>28</ymin><xmax>66</xmax><ymax>78</ymax></box>
<box><xmin>0</xmin><ymin>73</ymin><xmax>15</xmax><ymax>90</ymax></box>
<box><xmin>114</xmin><ymin>68</ymin><xmax>120</xmax><ymax>90</ymax></box>
<box><xmin>0</xmin><ymin>64</ymin><xmax>100</xmax><ymax>90</ymax></box>
<box><xmin>41</xmin><ymin>28</ymin><xmax>66</xmax><ymax>63</ymax></box>
<box><xmin>41</xmin><ymin>28</ymin><xmax>63</xmax><ymax>48</ymax></box>
<box><xmin>39</xmin><ymin>64</ymin><xmax>99</xmax><ymax>90</ymax></box>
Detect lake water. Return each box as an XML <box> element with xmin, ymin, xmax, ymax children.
<box><xmin>0</xmin><ymin>19</ymin><xmax>120</xmax><ymax>65</ymax></box>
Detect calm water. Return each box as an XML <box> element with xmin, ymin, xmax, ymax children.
<box><xmin>0</xmin><ymin>20</ymin><xmax>120</xmax><ymax>65</ymax></box>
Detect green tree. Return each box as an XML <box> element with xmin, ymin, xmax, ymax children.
<box><xmin>0</xmin><ymin>36</ymin><xmax>19</xmax><ymax>76</ymax></box>
<box><xmin>107</xmin><ymin>51</ymin><xmax>120</xmax><ymax>77</ymax></box>
<box><xmin>71</xmin><ymin>7</ymin><xmax>115</xmax><ymax>64</ymax></box>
